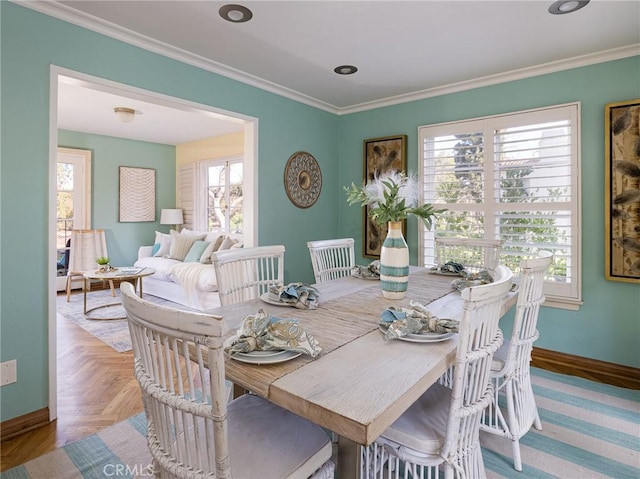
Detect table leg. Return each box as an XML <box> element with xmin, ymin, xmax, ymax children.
<box><xmin>83</xmin><ymin>278</ymin><xmax>88</xmax><ymax>314</ymax></box>
<box><xmin>138</xmin><ymin>277</ymin><xmax>143</xmax><ymax>297</ymax></box>
<box><xmin>337</xmin><ymin>436</ymin><xmax>361</xmax><ymax>479</ymax></box>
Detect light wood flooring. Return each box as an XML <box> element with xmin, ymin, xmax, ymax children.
<box><xmin>0</xmin><ymin>291</ymin><xmax>144</xmax><ymax>472</ymax></box>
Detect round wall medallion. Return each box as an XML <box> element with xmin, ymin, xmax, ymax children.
<box><xmin>284</xmin><ymin>151</ymin><xmax>322</xmax><ymax>208</ymax></box>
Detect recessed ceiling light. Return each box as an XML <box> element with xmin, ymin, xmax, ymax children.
<box><xmin>219</xmin><ymin>4</ymin><xmax>253</xmax><ymax>23</ymax></box>
<box><xmin>548</xmin><ymin>1</ymin><xmax>590</xmax><ymax>15</ymax></box>
<box><xmin>334</xmin><ymin>65</ymin><xmax>358</xmax><ymax>75</ymax></box>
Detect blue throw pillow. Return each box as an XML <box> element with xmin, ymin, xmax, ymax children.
<box><xmin>183</xmin><ymin>240</ymin><xmax>211</xmax><ymax>263</ymax></box>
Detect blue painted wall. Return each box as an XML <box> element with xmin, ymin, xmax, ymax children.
<box><xmin>58</xmin><ymin>130</ymin><xmax>177</xmax><ymax>266</ymax></box>
<box><xmin>338</xmin><ymin>57</ymin><xmax>640</xmax><ymax>369</ymax></box>
<box><xmin>1</xmin><ymin>2</ymin><xmax>638</xmax><ymax>423</ymax></box>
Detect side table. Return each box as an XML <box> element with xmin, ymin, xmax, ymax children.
<box><xmin>82</xmin><ymin>267</ymin><xmax>155</xmax><ymax>320</ymax></box>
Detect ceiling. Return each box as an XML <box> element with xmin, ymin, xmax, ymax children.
<box><xmin>21</xmin><ymin>0</ymin><xmax>640</xmax><ymax>145</ymax></box>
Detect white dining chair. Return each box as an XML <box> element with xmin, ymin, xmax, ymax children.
<box><xmin>480</xmin><ymin>250</ymin><xmax>553</xmax><ymax>471</ymax></box>
<box><xmin>361</xmin><ymin>265</ymin><xmax>514</xmax><ymax>479</ymax></box>
<box><xmin>307</xmin><ymin>238</ymin><xmax>355</xmax><ymax>283</ymax></box>
<box><xmin>212</xmin><ymin>245</ymin><xmax>285</xmax><ymax>307</ymax></box>
<box><xmin>66</xmin><ymin>229</ymin><xmax>113</xmax><ymax>301</ymax></box>
<box><xmin>434</xmin><ymin>237</ymin><xmax>502</xmax><ymax>274</ymax></box>
<box><xmin>121</xmin><ymin>281</ymin><xmax>334</xmax><ymax>479</ymax></box>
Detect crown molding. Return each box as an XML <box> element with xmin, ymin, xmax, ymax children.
<box><xmin>338</xmin><ymin>44</ymin><xmax>640</xmax><ymax>115</ymax></box>
<box><xmin>16</xmin><ymin>1</ymin><xmax>640</xmax><ymax>116</ymax></box>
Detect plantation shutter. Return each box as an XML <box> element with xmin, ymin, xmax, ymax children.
<box><xmin>420</xmin><ymin>103</ymin><xmax>581</xmax><ymax>307</ymax></box>
<box><xmin>178</xmin><ymin>163</ymin><xmax>195</xmax><ymax>230</ymax></box>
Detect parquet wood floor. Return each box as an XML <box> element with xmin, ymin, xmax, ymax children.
<box><xmin>0</xmin><ymin>292</ymin><xmax>143</xmax><ymax>472</ymax></box>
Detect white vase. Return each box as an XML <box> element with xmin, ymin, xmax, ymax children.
<box><xmin>379</xmin><ymin>221</ymin><xmax>409</xmax><ymax>299</ymax></box>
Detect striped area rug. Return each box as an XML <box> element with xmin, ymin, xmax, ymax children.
<box><xmin>2</xmin><ymin>368</ymin><xmax>638</xmax><ymax>479</ymax></box>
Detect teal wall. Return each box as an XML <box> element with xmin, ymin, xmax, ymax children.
<box><xmin>58</xmin><ymin>130</ymin><xmax>177</xmax><ymax>266</ymax></box>
<box><xmin>0</xmin><ymin>2</ymin><xmax>638</xmax><ymax>423</ymax></box>
<box><xmin>0</xmin><ymin>3</ymin><xmax>339</xmax><ymax>421</ymax></box>
<box><xmin>338</xmin><ymin>57</ymin><xmax>640</xmax><ymax>369</ymax></box>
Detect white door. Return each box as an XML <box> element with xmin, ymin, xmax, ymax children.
<box><xmin>56</xmin><ymin>147</ymin><xmax>91</xmax><ymax>291</ymax></box>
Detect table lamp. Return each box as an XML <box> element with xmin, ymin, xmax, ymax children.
<box><xmin>160</xmin><ymin>208</ymin><xmax>183</xmax><ymax>231</ymax></box>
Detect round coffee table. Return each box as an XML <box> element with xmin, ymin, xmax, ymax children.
<box><xmin>82</xmin><ymin>267</ymin><xmax>155</xmax><ymax>320</ymax></box>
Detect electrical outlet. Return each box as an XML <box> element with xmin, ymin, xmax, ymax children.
<box><xmin>1</xmin><ymin>360</ymin><xmax>17</xmax><ymax>386</ymax></box>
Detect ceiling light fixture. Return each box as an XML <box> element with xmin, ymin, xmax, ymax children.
<box><xmin>219</xmin><ymin>4</ymin><xmax>253</xmax><ymax>23</ymax></box>
<box><xmin>113</xmin><ymin>107</ymin><xmax>136</xmax><ymax>123</ymax></box>
<box><xmin>548</xmin><ymin>0</ymin><xmax>590</xmax><ymax>15</ymax></box>
<box><xmin>334</xmin><ymin>65</ymin><xmax>358</xmax><ymax>75</ymax></box>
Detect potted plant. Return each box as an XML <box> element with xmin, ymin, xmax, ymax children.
<box><xmin>96</xmin><ymin>256</ymin><xmax>112</xmax><ymax>272</ymax></box>
<box><xmin>345</xmin><ymin>171</ymin><xmax>445</xmax><ymax>298</ymax></box>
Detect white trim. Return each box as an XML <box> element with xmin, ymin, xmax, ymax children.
<box><xmin>17</xmin><ymin>2</ymin><xmax>640</xmax><ymax>115</ymax></box>
<box><xmin>48</xmin><ymin>68</ymin><xmax>58</xmax><ymax>422</ymax></box>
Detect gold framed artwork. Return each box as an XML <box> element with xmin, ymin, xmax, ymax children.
<box><xmin>604</xmin><ymin>98</ymin><xmax>640</xmax><ymax>283</ymax></box>
<box><xmin>362</xmin><ymin>134</ymin><xmax>407</xmax><ymax>258</ymax></box>
<box><xmin>119</xmin><ymin>166</ymin><xmax>156</xmax><ymax>222</ymax></box>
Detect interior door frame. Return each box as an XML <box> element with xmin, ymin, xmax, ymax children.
<box><xmin>48</xmin><ymin>65</ymin><xmax>258</xmax><ymax>421</ymax></box>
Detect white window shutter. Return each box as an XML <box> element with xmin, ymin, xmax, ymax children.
<box><xmin>178</xmin><ymin>163</ymin><xmax>195</xmax><ymax>230</ymax></box>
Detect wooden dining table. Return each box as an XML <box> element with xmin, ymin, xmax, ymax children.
<box><xmin>209</xmin><ymin>267</ymin><xmax>517</xmax><ymax>479</ymax></box>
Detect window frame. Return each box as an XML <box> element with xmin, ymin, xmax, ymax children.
<box><xmin>194</xmin><ymin>156</ymin><xmax>243</xmax><ymax>233</ymax></box>
<box><xmin>418</xmin><ymin>102</ymin><xmax>582</xmax><ymax>310</ymax></box>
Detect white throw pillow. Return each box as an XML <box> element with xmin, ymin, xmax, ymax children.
<box><xmin>153</xmin><ymin>231</ymin><xmax>172</xmax><ymax>257</ymax></box>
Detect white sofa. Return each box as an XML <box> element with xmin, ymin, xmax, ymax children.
<box><xmin>134</xmin><ymin>228</ymin><xmax>242</xmax><ymax>311</ymax></box>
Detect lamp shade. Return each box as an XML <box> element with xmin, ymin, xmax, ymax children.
<box><xmin>160</xmin><ymin>208</ymin><xmax>183</xmax><ymax>225</ymax></box>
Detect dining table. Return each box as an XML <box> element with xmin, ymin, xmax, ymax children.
<box><xmin>208</xmin><ymin>266</ymin><xmax>517</xmax><ymax>479</ymax></box>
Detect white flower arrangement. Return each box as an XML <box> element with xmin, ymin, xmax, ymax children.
<box><xmin>344</xmin><ymin>171</ymin><xmax>446</xmax><ymax>228</ymax></box>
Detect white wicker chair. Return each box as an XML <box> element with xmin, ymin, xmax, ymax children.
<box><xmin>480</xmin><ymin>250</ymin><xmax>553</xmax><ymax>471</ymax></box>
<box><xmin>434</xmin><ymin>238</ymin><xmax>502</xmax><ymax>274</ymax></box>
<box><xmin>307</xmin><ymin>238</ymin><xmax>355</xmax><ymax>283</ymax></box>
<box><xmin>212</xmin><ymin>245</ymin><xmax>285</xmax><ymax>307</ymax></box>
<box><xmin>361</xmin><ymin>265</ymin><xmax>514</xmax><ymax>479</ymax></box>
<box><xmin>65</xmin><ymin>229</ymin><xmax>113</xmax><ymax>301</ymax></box>
<box><xmin>121</xmin><ymin>282</ymin><xmax>334</xmax><ymax>479</ymax></box>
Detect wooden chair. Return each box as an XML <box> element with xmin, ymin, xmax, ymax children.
<box><xmin>361</xmin><ymin>265</ymin><xmax>514</xmax><ymax>479</ymax></box>
<box><xmin>480</xmin><ymin>250</ymin><xmax>553</xmax><ymax>471</ymax></box>
<box><xmin>120</xmin><ymin>281</ymin><xmax>334</xmax><ymax>479</ymax></box>
<box><xmin>212</xmin><ymin>245</ymin><xmax>285</xmax><ymax>307</ymax></box>
<box><xmin>65</xmin><ymin>229</ymin><xmax>114</xmax><ymax>301</ymax></box>
<box><xmin>307</xmin><ymin>238</ymin><xmax>355</xmax><ymax>283</ymax></box>
<box><xmin>434</xmin><ymin>238</ymin><xmax>502</xmax><ymax>274</ymax></box>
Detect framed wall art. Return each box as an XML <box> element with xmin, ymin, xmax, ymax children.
<box><xmin>119</xmin><ymin>166</ymin><xmax>156</xmax><ymax>222</ymax></box>
<box><xmin>362</xmin><ymin>134</ymin><xmax>407</xmax><ymax>258</ymax></box>
<box><xmin>604</xmin><ymin>98</ymin><xmax>640</xmax><ymax>283</ymax></box>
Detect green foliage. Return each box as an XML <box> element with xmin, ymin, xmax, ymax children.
<box><xmin>96</xmin><ymin>256</ymin><xmax>110</xmax><ymax>265</ymax></box>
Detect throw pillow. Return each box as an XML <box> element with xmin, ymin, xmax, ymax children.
<box><xmin>153</xmin><ymin>231</ymin><xmax>172</xmax><ymax>257</ymax></box>
<box><xmin>168</xmin><ymin>231</ymin><xmax>205</xmax><ymax>261</ymax></box>
<box><xmin>200</xmin><ymin>234</ymin><xmax>226</xmax><ymax>263</ymax></box>
<box><xmin>183</xmin><ymin>240</ymin><xmax>211</xmax><ymax>263</ymax></box>
<box><xmin>218</xmin><ymin>235</ymin><xmax>238</xmax><ymax>251</ymax></box>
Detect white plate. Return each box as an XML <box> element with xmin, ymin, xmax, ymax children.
<box><xmin>229</xmin><ymin>349</ymin><xmax>301</xmax><ymax>364</ymax></box>
<box><xmin>378</xmin><ymin>323</ymin><xmax>455</xmax><ymax>343</ymax></box>
<box><xmin>259</xmin><ymin>293</ymin><xmax>293</xmax><ymax>307</ymax></box>
<box><xmin>351</xmin><ymin>272</ymin><xmax>380</xmax><ymax>280</ymax></box>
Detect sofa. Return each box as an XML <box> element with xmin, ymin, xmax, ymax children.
<box><xmin>134</xmin><ymin>228</ymin><xmax>242</xmax><ymax>311</ymax></box>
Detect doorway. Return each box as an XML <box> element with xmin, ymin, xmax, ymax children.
<box><xmin>49</xmin><ymin>66</ymin><xmax>258</xmax><ymax>420</ymax></box>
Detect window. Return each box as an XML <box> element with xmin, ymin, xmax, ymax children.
<box><xmin>196</xmin><ymin>157</ymin><xmax>243</xmax><ymax>234</ymax></box>
<box><xmin>419</xmin><ymin>103</ymin><xmax>581</xmax><ymax>309</ymax></box>
<box><xmin>56</xmin><ymin>147</ymin><xmax>91</xmax><ymax>290</ymax></box>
